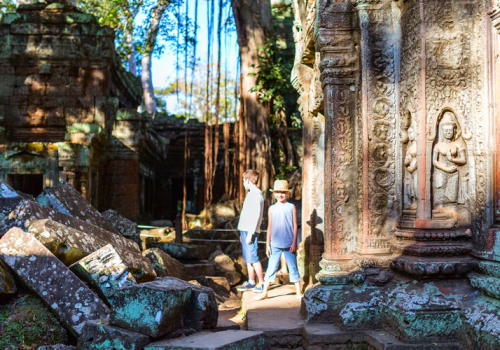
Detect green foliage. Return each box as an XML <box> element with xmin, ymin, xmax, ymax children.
<box><xmin>0</xmin><ymin>0</ymin><xmax>16</xmax><ymax>15</ymax></box>
<box><xmin>249</xmin><ymin>38</ymin><xmax>292</xmax><ymax>125</ymax></box>
<box><xmin>275</xmin><ymin>164</ymin><xmax>297</xmax><ymax>180</ymax></box>
<box><xmin>78</xmin><ymin>0</ymin><xmax>193</xmax><ymax>69</ymax></box>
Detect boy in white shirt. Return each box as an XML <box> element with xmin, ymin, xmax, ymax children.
<box><xmin>237</xmin><ymin>169</ymin><xmax>265</xmax><ymax>292</ymax></box>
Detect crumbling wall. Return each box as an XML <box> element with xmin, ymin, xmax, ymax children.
<box><xmin>0</xmin><ymin>0</ymin><xmax>163</xmax><ymax>220</ymax></box>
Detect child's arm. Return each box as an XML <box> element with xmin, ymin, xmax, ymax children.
<box><xmin>290</xmin><ymin>205</ymin><xmax>298</xmax><ymax>253</ymax></box>
<box><xmin>266</xmin><ymin>207</ymin><xmax>272</xmax><ymax>257</ymax></box>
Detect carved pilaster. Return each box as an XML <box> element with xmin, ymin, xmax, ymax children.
<box><xmin>355</xmin><ymin>0</ymin><xmax>397</xmax><ymax>257</ymax></box>
<box><xmin>316</xmin><ymin>0</ymin><xmax>359</xmax><ymax>281</ymax></box>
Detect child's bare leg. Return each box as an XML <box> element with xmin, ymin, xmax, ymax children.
<box><xmin>280</xmin><ymin>254</ymin><xmax>288</xmax><ymax>274</ymax></box>
<box><xmin>294</xmin><ymin>282</ymin><xmax>302</xmax><ymax>297</ymax></box>
<box><xmin>255</xmin><ymin>282</ymin><xmax>270</xmax><ymax>300</ymax></box>
<box><xmin>247</xmin><ymin>263</ymin><xmax>256</xmax><ymax>284</ymax></box>
<box><xmin>253</xmin><ymin>262</ymin><xmax>265</xmax><ymax>285</ymax></box>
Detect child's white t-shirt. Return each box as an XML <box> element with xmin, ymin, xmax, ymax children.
<box><xmin>237</xmin><ymin>187</ymin><xmax>264</xmax><ymax>233</ymax></box>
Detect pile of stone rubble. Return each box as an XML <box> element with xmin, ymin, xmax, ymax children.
<box><xmin>0</xmin><ymin>182</ymin><xmax>267</xmax><ymax>349</ymax></box>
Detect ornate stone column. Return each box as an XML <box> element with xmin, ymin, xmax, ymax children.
<box><xmin>468</xmin><ymin>1</ymin><xmax>500</xmax><ymax>300</ymax></box>
<box><xmin>316</xmin><ymin>0</ymin><xmax>359</xmax><ymax>281</ymax></box>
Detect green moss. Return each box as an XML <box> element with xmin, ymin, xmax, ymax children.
<box><xmin>0</xmin><ymin>295</ymin><xmax>71</xmax><ymax>349</ymax></box>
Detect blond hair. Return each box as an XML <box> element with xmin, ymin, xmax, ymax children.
<box><xmin>243</xmin><ymin>169</ymin><xmax>259</xmax><ymax>185</ymax></box>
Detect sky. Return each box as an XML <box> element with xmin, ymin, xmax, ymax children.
<box><xmin>150</xmin><ymin>0</ymin><xmax>239</xmax><ymax>115</ymax></box>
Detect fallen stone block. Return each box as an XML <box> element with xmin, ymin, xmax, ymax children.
<box><xmin>195</xmin><ymin>276</ymin><xmax>231</xmax><ymax>298</ymax></box>
<box><xmin>0</xmin><ymin>228</ymin><xmax>110</xmax><ymax>336</ymax></box>
<box><xmin>3</xmin><ymin>200</ymin><xmax>155</xmax><ymax>281</ymax></box>
<box><xmin>78</xmin><ymin>320</ymin><xmax>150</xmax><ymax>350</ymax></box>
<box><xmin>183</xmin><ymin>262</ymin><xmax>217</xmax><ymax>279</ymax></box>
<box><xmin>70</xmin><ymin>244</ymin><xmax>136</xmax><ymax>301</ymax></box>
<box><xmin>37</xmin><ymin>345</ymin><xmax>76</xmax><ymax>350</ymax></box>
<box><xmin>37</xmin><ymin>183</ymin><xmax>118</xmax><ymax>234</ymax></box>
<box><xmin>211</xmin><ymin>252</ymin><xmax>242</xmax><ymax>286</ymax></box>
<box><xmin>156</xmin><ymin>277</ymin><xmax>218</xmax><ymax>331</ymax></box>
<box><xmin>102</xmin><ymin>209</ymin><xmax>138</xmax><ymax>238</ymax></box>
<box><xmin>0</xmin><ymin>259</ymin><xmax>16</xmax><ymax>295</ymax></box>
<box><xmin>109</xmin><ymin>277</ymin><xmax>192</xmax><ymax>338</ymax></box>
<box><xmin>147</xmin><ymin>242</ymin><xmax>211</xmax><ymax>261</ymax></box>
<box><xmin>0</xmin><ymin>294</ymin><xmax>71</xmax><ymax>349</ymax></box>
<box><xmin>143</xmin><ymin>248</ymin><xmax>187</xmax><ymax>280</ymax></box>
<box><xmin>144</xmin><ymin>330</ymin><xmax>268</xmax><ymax>349</ymax></box>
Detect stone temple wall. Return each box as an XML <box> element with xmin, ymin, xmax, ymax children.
<box><xmin>0</xmin><ymin>0</ymin><xmax>165</xmax><ymax>220</ymax></box>
<box><xmin>291</xmin><ymin>0</ymin><xmax>325</xmax><ymax>286</ymax></box>
<box><xmin>298</xmin><ymin>0</ymin><xmax>500</xmax><ymax>348</ymax></box>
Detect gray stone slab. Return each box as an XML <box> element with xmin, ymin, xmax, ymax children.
<box><xmin>37</xmin><ymin>183</ymin><xmax>118</xmax><ymax>234</ymax></box>
<box><xmin>156</xmin><ymin>277</ymin><xmax>218</xmax><ymax>331</ymax></box>
<box><xmin>144</xmin><ymin>330</ymin><xmax>268</xmax><ymax>350</ymax></box>
<box><xmin>70</xmin><ymin>244</ymin><xmax>136</xmax><ymax>301</ymax></box>
<box><xmin>9</xmin><ymin>203</ymin><xmax>155</xmax><ymax>281</ymax></box>
<box><xmin>78</xmin><ymin>320</ymin><xmax>150</xmax><ymax>350</ymax></box>
<box><xmin>0</xmin><ymin>227</ymin><xmax>110</xmax><ymax>336</ymax></box>
<box><xmin>101</xmin><ymin>209</ymin><xmax>138</xmax><ymax>238</ymax></box>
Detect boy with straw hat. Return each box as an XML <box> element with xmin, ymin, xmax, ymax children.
<box><xmin>256</xmin><ymin>179</ymin><xmax>301</xmax><ymax>300</ymax></box>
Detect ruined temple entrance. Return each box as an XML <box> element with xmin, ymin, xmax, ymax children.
<box><xmin>7</xmin><ymin>174</ymin><xmax>43</xmax><ymax>197</ymax></box>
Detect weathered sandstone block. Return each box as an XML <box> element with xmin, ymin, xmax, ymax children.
<box><xmin>0</xmin><ymin>259</ymin><xmax>16</xmax><ymax>295</ymax></box>
<box><xmin>0</xmin><ymin>228</ymin><xmax>110</xmax><ymax>335</ymax></box>
<box><xmin>78</xmin><ymin>320</ymin><xmax>150</xmax><ymax>350</ymax></box>
<box><xmin>108</xmin><ymin>277</ymin><xmax>192</xmax><ymax>338</ymax></box>
<box><xmin>142</xmin><ymin>248</ymin><xmax>187</xmax><ymax>280</ymax></box>
<box><xmin>70</xmin><ymin>244</ymin><xmax>136</xmax><ymax>300</ymax></box>
<box><xmin>147</xmin><ymin>242</ymin><xmax>211</xmax><ymax>261</ymax></box>
<box><xmin>37</xmin><ymin>183</ymin><xmax>118</xmax><ymax>234</ymax></box>
<box><xmin>156</xmin><ymin>277</ymin><xmax>218</xmax><ymax>331</ymax></box>
<box><xmin>1</xmin><ymin>200</ymin><xmax>155</xmax><ymax>280</ymax></box>
<box><xmin>27</xmin><ymin>218</ymin><xmax>154</xmax><ymax>281</ymax></box>
<box><xmin>101</xmin><ymin>209</ymin><xmax>138</xmax><ymax>238</ymax></box>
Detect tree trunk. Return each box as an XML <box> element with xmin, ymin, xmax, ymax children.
<box><xmin>231</xmin><ymin>0</ymin><xmax>274</xmax><ymax>192</ymax></box>
<box><xmin>141</xmin><ymin>0</ymin><xmax>171</xmax><ymax>116</ymax></box>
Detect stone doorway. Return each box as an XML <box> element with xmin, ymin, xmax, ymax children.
<box><xmin>7</xmin><ymin>174</ymin><xmax>43</xmax><ymax>197</ymax></box>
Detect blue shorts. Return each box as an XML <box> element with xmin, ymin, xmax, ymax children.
<box><xmin>240</xmin><ymin>231</ymin><xmax>259</xmax><ymax>263</ymax></box>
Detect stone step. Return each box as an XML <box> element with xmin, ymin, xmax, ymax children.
<box><xmin>144</xmin><ymin>330</ymin><xmax>268</xmax><ymax>349</ymax></box>
<box><xmin>147</xmin><ymin>242</ymin><xmax>212</xmax><ymax>261</ymax></box>
<box><xmin>477</xmin><ymin>260</ymin><xmax>500</xmax><ymax>278</ymax></box>
<box><xmin>468</xmin><ymin>272</ymin><xmax>500</xmax><ymax>299</ymax></box>
<box><xmin>304</xmin><ymin>323</ymin><xmax>464</xmax><ymax>350</ymax></box>
<box><xmin>184</xmin><ymin>261</ymin><xmax>217</xmax><ymax>278</ymax></box>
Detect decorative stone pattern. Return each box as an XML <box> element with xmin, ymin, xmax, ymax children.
<box><xmin>315</xmin><ymin>0</ymin><xmax>359</xmax><ymax>278</ymax></box>
<box><xmin>0</xmin><ymin>227</ymin><xmax>110</xmax><ymax>336</ymax></box>
<box><xmin>291</xmin><ymin>0</ymin><xmax>325</xmax><ymax>285</ymax></box>
<box><xmin>70</xmin><ymin>244</ymin><xmax>136</xmax><ymax>300</ymax></box>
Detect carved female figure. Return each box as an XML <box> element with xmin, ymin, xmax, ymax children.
<box><xmin>432</xmin><ymin>111</ymin><xmax>467</xmax><ymax>210</ymax></box>
<box><xmin>404</xmin><ymin>125</ymin><xmax>418</xmax><ymax>209</ymax></box>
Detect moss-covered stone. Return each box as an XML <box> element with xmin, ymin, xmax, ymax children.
<box><xmin>0</xmin><ymin>294</ymin><xmax>71</xmax><ymax>349</ymax></box>
<box><xmin>109</xmin><ymin>278</ymin><xmax>192</xmax><ymax>338</ymax></box>
<box><xmin>78</xmin><ymin>320</ymin><xmax>150</xmax><ymax>350</ymax></box>
<box><xmin>0</xmin><ymin>259</ymin><xmax>16</xmax><ymax>295</ymax></box>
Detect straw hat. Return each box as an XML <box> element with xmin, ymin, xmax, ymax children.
<box><xmin>270</xmin><ymin>179</ymin><xmax>291</xmax><ymax>192</ymax></box>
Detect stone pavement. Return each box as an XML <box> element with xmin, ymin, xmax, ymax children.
<box><xmin>241</xmin><ymin>284</ymin><xmax>304</xmax><ymax>349</ymax></box>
